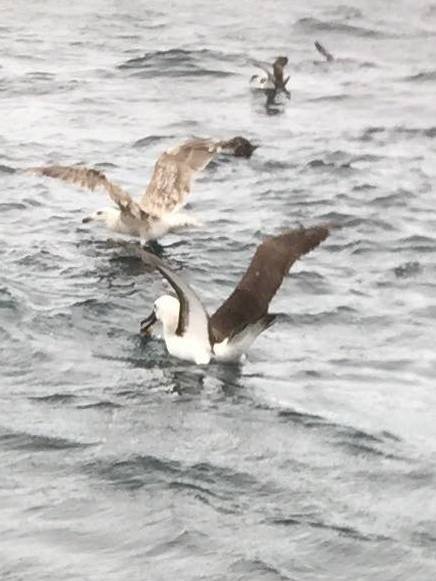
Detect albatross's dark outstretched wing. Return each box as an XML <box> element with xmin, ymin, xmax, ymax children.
<box><xmin>210</xmin><ymin>225</ymin><xmax>330</xmax><ymax>343</ymax></box>
<box><xmin>137</xmin><ymin>248</ymin><xmax>210</xmax><ymax>340</ymax></box>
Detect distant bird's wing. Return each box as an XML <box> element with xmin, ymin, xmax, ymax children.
<box><xmin>210</xmin><ymin>225</ymin><xmax>330</xmax><ymax>343</ymax></box>
<box><xmin>314</xmin><ymin>41</ymin><xmax>334</xmax><ymax>62</ymax></box>
<box><xmin>138</xmin><ymin>248</ymin><xmax>210</xmax><ymax>341</ymax></box>
<box><xmin>29</xmin><ymin>165</ymin><xmax>147</xmax><ymax>220</ymax></box>
<box><xmin>140</xmin><ymin>138</ymin><xmax>225</xmax><ymax>217</ymax></box>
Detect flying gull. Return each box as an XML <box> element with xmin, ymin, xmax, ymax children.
<box><xmin>314</xmin><ymin>41</ymin><xmax>334</xmax><ymax>62</ymax></box>
<box><xmin>28</xmin><ymin>136</ymin><xmax>257</xmax><ymax>244</ymax></box>
<box><xmin>250</xmin><ymin>56</ymin><xmax>291</xmax><ymax>103</ymax></box>
<box><xmin>139</xmin><ymin>224</ymin><xmax>330</xmax><ymax>365</ymax></box>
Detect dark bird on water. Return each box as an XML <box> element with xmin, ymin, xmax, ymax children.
<box><xmin>250</xmin><ymin>56</ymin><xmax>291</xmax><ymax>105</ymax></box>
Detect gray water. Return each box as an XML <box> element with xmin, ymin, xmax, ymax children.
<box><xmin>1</xmin><ymin>0</ymin><xmax>436</xmax><ymax>579</ymax></box>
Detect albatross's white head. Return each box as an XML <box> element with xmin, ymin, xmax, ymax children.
<box><xmin>82</xmin><ymin>207</ymin><xmax>121</xmax><ymax>231</ymax></box>
<box><xmin>141</xmin><ymin>294</ymin><xmax>180</xmax><ymax>336</ymax></box>
<box><xmin>141</xmin><ymin>294</ymin><xmax>211</xmax><ymax>365</ymax></box>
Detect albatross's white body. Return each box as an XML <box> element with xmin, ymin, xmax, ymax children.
<box><xmin>166</xmin><ymin>334</ymin><xmax>212</xmax><ymax>365</ymax></box>
<box><xmin>154</xmin><ymin>295</ymin><xmax>260</xmax><ymax>364</ymax></box>
<box><xmin>154</xmin><ymin>295</ymin><xmax>212</xmax><ymax>365</ymax></box>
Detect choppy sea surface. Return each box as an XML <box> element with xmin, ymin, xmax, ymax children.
<box><xmin>1</xmin><ymin>0</ymin><xmax>436</xmax><ymax>579</ymax></box>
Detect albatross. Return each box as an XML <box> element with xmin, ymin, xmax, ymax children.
<box><xmin>139</xmin><ymin>224</ymin><xmax>331</xmax><ymax>364</ymax></box>
<box><xmin>28</xmin><ymin>136</ymin><xmax>257</xmax><ymax>244</ymax></box>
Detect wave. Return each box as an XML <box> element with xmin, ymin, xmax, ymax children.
<box><xmin>270</xmin><ymin>514</ymin><xmax>391</xmax><ymax>543</ymax></box>
<box><xmin>118</xmin><ymin>48</ymin><xmax>236</xmax><ymax>78</ymax></box>
<box><xmin>0</xmin><ymin>164</ymin><xmax>16</xmax><ymax>174</ymax></box>
<box><xmin>352</xmin><ymin>183</ymin><xmax>377</xmax><ymax>192</ymax></box>
<box><xmin>393</xmin><ymin>261</ymin><xmax>421</xmax><ymax>278</ymax></box>
<box><xmin>0</xmin><ymin>428</ymin><xmax>93</xmax><ymax>452</ymax></box>
<box><xmin>295</xmin><ymin>17</ymin><xmax>390</xmax><ymax>38</ymax></box>
<box><xmin>0</xmin><ymin>286</ymin><xmax>19</xmax><ymax>312</ymax></box>
<box><xmin>306</xmin><ymin>158</ymin><xmax>353</xmax><ymax>170</ymax></box>
<box><xmin>89</xmin><ymin>454</ymin><xmax>258</xmax><ymax>489</ymax></box>
<box><xmin>230</xmin><ymin>557</ymin><xmax>293</xmax><ymax>580</ymax></box>
<box><xmin>76</xmin><ymin>400</ymin><xmax>122</xmax><ymax>409</ymax></box>
<box><xmin>309</xmin><ymin>93</ymin><xmax>353</xmax><ymax>103</ymax></box>
<box><xmin>84</xmin><ymin>453</ymin><xmax>274</xmax><ymax>514</ymax></box>
<box><xmin>2</xmin><ymin>74</ymin><xmax>81</xmax><ymax>97</ymax></box>
<box><xmin>132</xmin><ymin>134</ymin><xmax>172</xmax><ymax>148</ymax></box>
<box><xmin>28</xmin><ymin>393</ymin><xmax>77</xmax><ymax>404</ymax></box>
<box><xmin>326</xmin><ymin>5</ymin><xmax>363</xmax><ymax>20</ymax></box>
<box><xmin>403</xmin><ymin>70</ymin><xmax>436</xmax><ymax>82</ymax></box>
<box><xmin>393</xmin><ymin>235</ymin><xmax>436</xmax><ymax>253</ymax></box>
<box><xmin>359</xmin><ymin>125</ymin><xmax>436</xmax><ymax>145</ymax></box>
<box><xmin>305</xmin><ymin>150</ymin><xmax>384</xmax><ymax>173</ymax></box>
<box><xmin>277</xmin><ymin>408</ymin><xmax>404</xmax><ymax>460</ymax></box>
<box><xmin>371</xmin><ymin>190</ymin><xmax>411</xmax><ymax>208</ymax></box>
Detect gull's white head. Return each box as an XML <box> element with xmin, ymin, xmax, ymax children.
<box><xmin>82</xmin><ymin>207</ymin><xmax>120</xmax><ymax>229</ymax></box>
<box><xmin>141</xmin><ymin>294</ymin><xmax>180</xmax><ymax>336</ymax></box>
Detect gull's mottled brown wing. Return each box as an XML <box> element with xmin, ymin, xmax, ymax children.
<box><xmin>210</xmin><ymin>225</ymin><xmax>331</xmax><ymax>343</ymax></box>
<box><xmin>29</xmin><ymin>165</ymin><xmax>146</xmax><ymax>220</ymax></box>
<box><xmin>166</xmin><ymin>138</ymin><xmax>223</xmax><ymax>171</ymax></box>
<box><xmin>140</xmin><ymin>138</ymin><xmax>223</xmax><ymax>217</ymax></box>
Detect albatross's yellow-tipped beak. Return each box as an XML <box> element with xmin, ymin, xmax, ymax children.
<box><xmin>140</xmin><ymin>309</ymin><xmax>157</xmax><ymax>336</ymax></box>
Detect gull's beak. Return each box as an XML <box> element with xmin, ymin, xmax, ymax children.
<box><xmin>82</xmin><ymin>215</ymin><xmax>93</xmax><ymax>224</ymax></box>
<box><xmin>140</xmin><ymin>309</ymin><xmax>157</xmax><ymax>335</ymax></box>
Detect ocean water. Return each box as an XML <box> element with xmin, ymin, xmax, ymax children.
<box><xmin>1</xmin><ymin>0</ymin><xmax>436</xmax><ymax>579</ymax></box>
